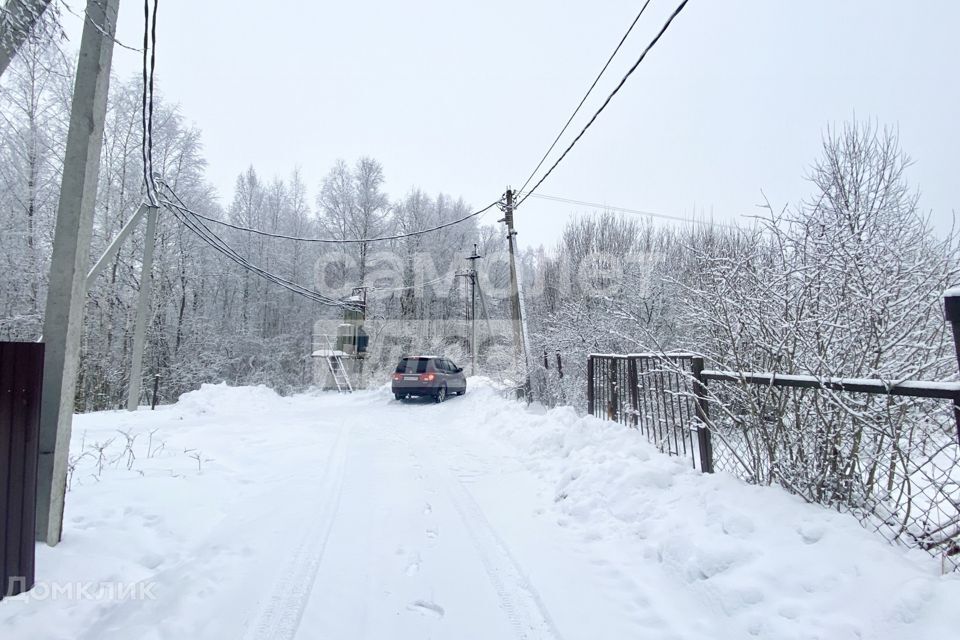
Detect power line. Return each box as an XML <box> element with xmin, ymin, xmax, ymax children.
<box><xmin>157</xmin><ymin>180</ymin><xmax>494</xmax><ymax>309</ymax></box>
<box><xmin>160</xmin><ymin>184</ymin><xmax>356</xmax><ymax>309</ymax></box>
<box><xmin>148</xmin><ymin>0</ymin><xmax>158</xmax><ymax>195</ymax></box>
<box><xmin>519</xmin><ymin>191</ymin><xmax>742</xmax><ymax>231</ymax></box>
<box><xmin>140</xmin><ymin>0</ymin><xmax>155</xmax><ymax>203</ymax></box>
<box><xmin>516</xmin><ymin>0</ymin><xmax>691</xmax><ymax>209</ymax></box>
<box><xmin>157</xmin><ymin>179</ymin><xmax>499</xmax><ymax>244</ymax></box>
<box><xmin>368</xmin><ymin>275</ymin><xmax>453</xmax><ymax>293</ymax></box>
<box><xmin>59</xmin><ymin>0</ymin><xmax>143</xmax><ymax>52</ymax></box>
<box><xmin>162</xmin><ymin>196</ymin><xmax>360</xmax><ymax>311</ymax></box>
<box><xmin>516</xmin><ymin>0</ymin><xmax>653</xmax><ymax>197</ymax></box>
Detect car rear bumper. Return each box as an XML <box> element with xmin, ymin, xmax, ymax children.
<box><xmin>392</xmin><ymin>382</ymin><xmax>440</xmax><ymax>396</ymax></box>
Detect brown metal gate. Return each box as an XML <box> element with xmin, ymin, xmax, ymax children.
<box><xmin>1</xmin><ymin>342</ymin><xmax>44</xmax><ymax>601</ymax></box>
<box><xmin>587</xmin><ymin>352</ymin><xmax>713</xmax><ymax>473</ymax></box>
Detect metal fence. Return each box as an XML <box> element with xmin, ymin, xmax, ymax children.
<box><xmin>587</xmin><ymin>352</ymin><xmax>960</xmax><ymax>569</ymax></box>
<box><xmin>1</xmin><ymin>342</ymin><xmax>44</xmax><ymax>600</ymax></box>
<box><xmin>587</xmin><ymin>353</ymin><xmax>712</xmax><ymax>472</ymax></box>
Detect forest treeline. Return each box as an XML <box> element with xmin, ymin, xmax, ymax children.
<box><xmin>0</xmin><ymin>40</ymin><xmax>505</xmax><ymax>408</ymax></box>
<box><xmin>1</xmin><ymin>38</ymin><xmax>957</xmax><ymax>421</ymax></box>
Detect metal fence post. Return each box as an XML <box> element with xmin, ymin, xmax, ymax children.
<box><xmin>944</xmin><ymin>291</ymin><xmax>960</xmax><ymax>442</ymax></box>
<box><xmin>691</xmin><ymin>357</ymin><xmax>714</xmax><ymax>473</ymax></box>
<box><xmin>627</xmin><ymin>357</ymin><xmax>639</xmax><ymax>428</ymax></box>
<box><xmin>587</xmin><ymin>355</ymin><xmax>595</xmax><ymax>415</ymax></box>
<box><xmin>609</xmin><ymin>359</ymin><xmax>619</xmax><ymax>421</ymax></box>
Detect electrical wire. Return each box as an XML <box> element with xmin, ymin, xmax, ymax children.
<box><xmin>158</xmin><ymin>179</ymin><xmax>499</xmax><ymax>244</ymax></box>
<box><xmin>156</xmin><ymin>175</ymin><xmax>479</xmax><ymax>308</ymax></box>
<box><xmin>518</xmin><ymin>191</ymin><xmax>742</xmax><ymax>231</ymax></box>
<box><xmin>59</xmin><ymin>0</ymin><xmax>143</xmax><ymax>52</ymax></box>
<box><xmin>368</xmin><ymin>275</ymin><xmax>452</xmax><ymax>293</ymax></box>
<box><xmin>158</xmin><ymin>184</ymin><xmax>354</xmax><ymax>309</ymax></box>
<box><xmin>162</xmin><ymin>196</ymin><xmax>361</xmax><ymax>311</ymax></box>
<box><xmin>138</xmin><ymin>0</ymin><xmax>159</xmax><ymax>204</ymax></box>
<box><xmin>516</xmin><ymin>0</ymin><xmax>691</xmax><ymax>209</ymax></box>
<box><xmin>516</xmin><ymin>0</ymin><xmax>653</xmax><ymax>198</ymax></box>
<box><xmin>147</xmin><ymin>0</ymin><xmax>158</xmax><ymax>195</ymax></box>
<box><xmin>140</xmin><ymin>0</ymin><xmax>152</xmax><ymax>203</ymax></box>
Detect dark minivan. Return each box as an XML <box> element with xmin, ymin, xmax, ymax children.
<box><xmin>392</xmin><ymin>356</ymin><xmax>466</xmax><ymax>402</ymax></box>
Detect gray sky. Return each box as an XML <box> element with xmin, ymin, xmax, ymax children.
<box><xmin>64</xmin><ymin>0</ymin><xmax>959</xmax><ymax>250</ymax></box>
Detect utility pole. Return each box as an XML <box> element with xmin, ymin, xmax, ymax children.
<box><xmin>36</xmin><ymin>0</ymin><xmax>120</xmax><ymax>546</ymax></box>
<box><xmin>501</xmin><ymin>188</ymin><xmax>530</xmax><ymax>395</ymax></box>
<box><xmin>465</xmin><ymin>245</ymin><xmax>482</xmax><ymax>375</ymax></box>
<box><xmin>0</xmin><ymin>0</ymin><xmax>53</xmax><ymax>78</ymax></box>
<box><xmin>127</xmin><ymin>205</ymin><xmax>160</xmax><ymax>410</ymax></box>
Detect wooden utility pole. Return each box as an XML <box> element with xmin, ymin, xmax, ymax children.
<box><xmin>36</xmin><ymin>0</ymin><xmax>120</xmax><ymax>546</ymax></box>
<box><xmin>501</xmin><ymin>189</ymin><xmax>530</xmax><ymax>395</ymax></box>
<box><xmin>0</xmin><ymin>0</ymin><xmax>53</xmax><ymax>78</ymax></box>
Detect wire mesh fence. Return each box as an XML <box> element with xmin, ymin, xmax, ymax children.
<box><xmin>587</xmin><ymin>352</ymin><xmax>960</xmax><ymax>571</ymax></box>
<box><xmin>702</xmin><ymin>380</ymin><xmax>960</xmax><ymax>568</ymax></box>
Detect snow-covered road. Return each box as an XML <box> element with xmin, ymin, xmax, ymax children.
<box><xmin>2</xmin><ymin>381</ymin><xmax>959</xmax><ymax>639</ymax></box>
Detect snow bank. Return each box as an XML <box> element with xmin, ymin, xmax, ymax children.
<box><xmin>1</xmin><ymin>381</ymin><xmax>957</xmax><ymax>640</ymax></box>
<box><xmin>462</xmin><ymin>381</ymin><xmax>960</xmax><ymax>639</ymax></box>
<box><xmin>171</xmin><ymin>382</ymin><xmax>282</xmax><ymax>417</ymax></box>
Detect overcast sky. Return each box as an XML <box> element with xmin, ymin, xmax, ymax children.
<box><xmin>64</xmin><ymin>0</ymin><xmax>959</xmax><ymax>250</ymax></box>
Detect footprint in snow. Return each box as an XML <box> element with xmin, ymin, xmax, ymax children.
<box><xmin>407</xmin><ymin>600</ymin><xmax>444</xmax><ymax>619</ymax></box>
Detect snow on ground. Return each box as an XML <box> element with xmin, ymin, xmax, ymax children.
<box><xmin>1</xmin><ymin>379</ymin><xmax>959</xmax><ymax>640</ymax></box>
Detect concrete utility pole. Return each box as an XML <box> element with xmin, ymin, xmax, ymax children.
<box><xmin>456</xmin><ymin>245</ymin><xmax>482</xmax><ymax>375</ymax></box>
<box><xmin>501</xmin><ymin>189</ymin><xmax>530</xmax><ymax>394</ymax></box>
<box><xmin>36</xmin><ymin>0</ymin><xmax>120</xmax><ymax>546</ymax></box>
<box><xmin>127</xmin><ymin>205</ymin><xmax>159</xmax><ymax>410</ymax></box>
<box><xmin>0</xmin><ymin>0</ymin><xmax>53</xmax><ymax>78</ymax></box>
<box><xmin>466</xmin><ymin>245</ymin><xmax>481</xmax><ymax>375</ymax></box>
<box><xmin>85</xmin><ymin>203</ymin><xmax>152</xmax><ymax>290</ymax></box>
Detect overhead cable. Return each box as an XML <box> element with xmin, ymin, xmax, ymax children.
<box><xmin>166</xmin><ymin>201</ymin><xmax>361</xmax><ymax>310</ymax></box>
<box><xmin>516</xmin><ymin>0</ymin><xmax>653</xmax><ymax>197</ymax></box>
<box><xmin>159</xmin><ymin>189</ymin><xmax>360</xmax><ymax>310</ymax></box>
<box><xmin>519</xmin><ymin>191</ymin><xmax>742</xmax><ymax>230</ymax></box>
<box><xmin>516</xmin><ymin>0</ymin><xmax>691</xmax><ymax>209</ymax></box>
<box><xmin>158</xmin><ymin>180</ymin><xmax>498</xmax><ymax>245</ymax></box>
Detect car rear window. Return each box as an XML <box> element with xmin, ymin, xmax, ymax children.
<box><xmin>395</xmin><ymin>358</ymin><xmax>431</xmax><ymax>374</ymax></box>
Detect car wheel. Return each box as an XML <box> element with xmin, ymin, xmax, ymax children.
<box><xmin>435</xmin><ymin>385</ymin><xmax>447</xmax><ymax>403</ymax></box>
<box><xmin>394</xmin><ymin>393</ymin><xmax>404</xmax><ymax>401</ymax></box>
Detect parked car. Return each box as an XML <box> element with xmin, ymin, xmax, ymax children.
<box><xmin>392</xmin><ymin>356</ymin><xmax>466</xmax><ymax>402</ymax></box>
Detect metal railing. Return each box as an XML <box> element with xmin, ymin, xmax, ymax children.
<box><xmin>587</xmin><ymin>353</ymin><xmax>712</xmax><ymax>472</ymax></box>
<box><xmin>588</xmin><ymin>350</ymin><xmax>960</xmax><ymax>567</ymax></box>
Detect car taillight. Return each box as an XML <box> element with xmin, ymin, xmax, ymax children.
<box><xmin>420</xmin><ymin>373</ymin><xmax>435</xmax><ymax>382</ymax></box>
<box><xmin>392</xmin><ymin>373</ymin><xmax>403</xmax><ymax>380</ymax></box>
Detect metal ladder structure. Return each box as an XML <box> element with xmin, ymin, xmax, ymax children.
<box><xmin>326</xmin><ymin>352</ymin><xmax>353</xmax><ymax>393</ymax></box>
<box><xmin>315</xmin><ymin>334</ymin><xmax>353</xmax><ymax>393</ymax></box>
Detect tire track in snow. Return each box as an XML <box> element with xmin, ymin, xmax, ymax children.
<box><xmin>419</xmin><ymin>446</ymin><xmax>565</xmax><ymax>640</ymax></box>
<box><xmin>242</xmin><ymin>424</ymin><xmax>351</xmax><ymax>640</ymax></box>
